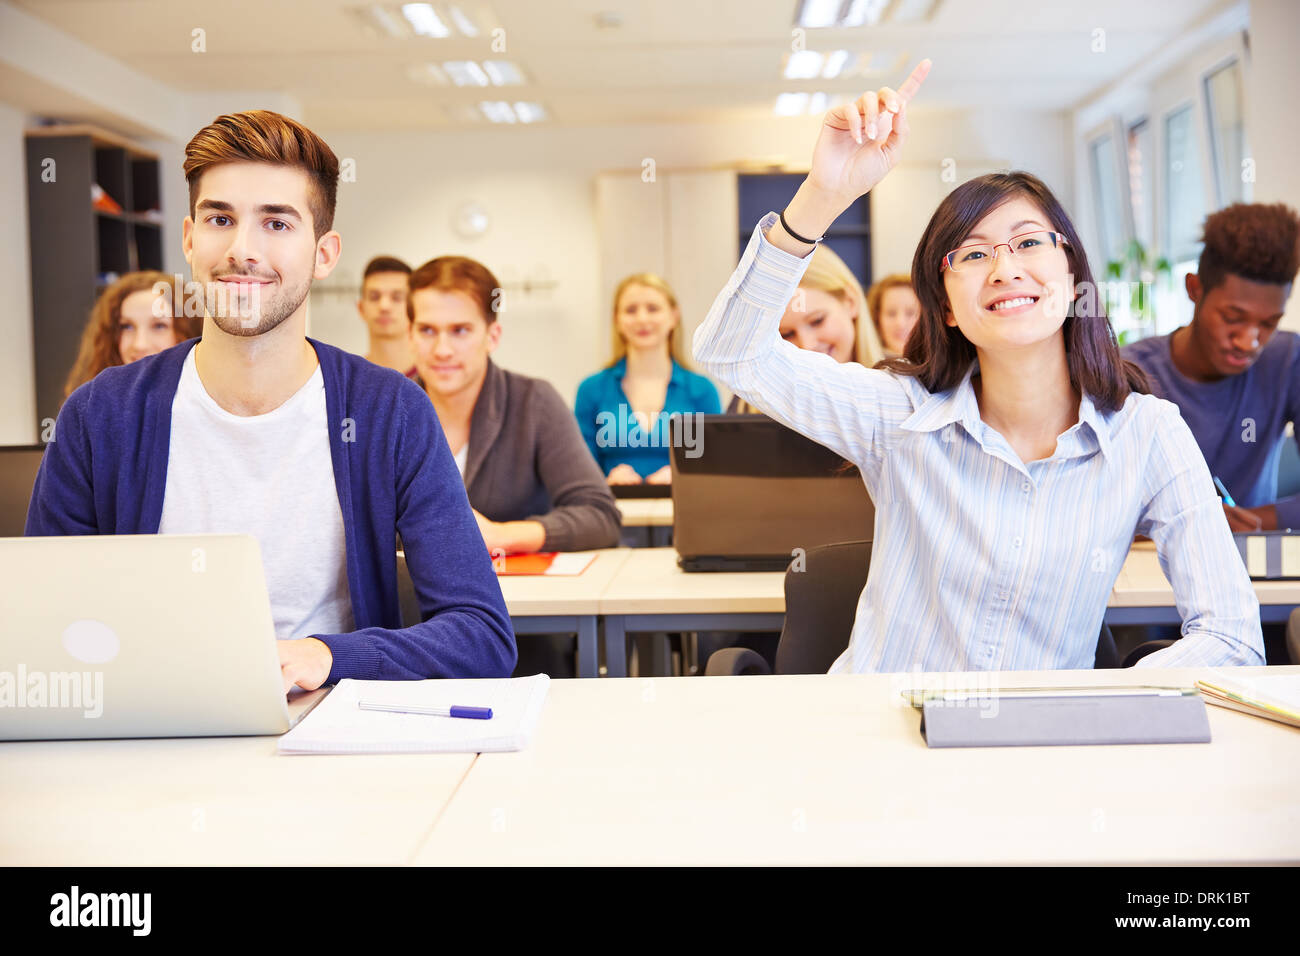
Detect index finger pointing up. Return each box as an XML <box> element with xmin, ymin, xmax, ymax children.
<box><xmin>897</xmin><ymin>58</ymin><xmax>932</xmax><ymax>104</ymax></box>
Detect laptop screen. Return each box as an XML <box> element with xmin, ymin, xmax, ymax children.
<box><xmin>669</xmin><ymin>415</ymin><xmax>873</xmax><ymax>569</ymax></box>
<box><xmin>670</xmin><ymin>414</ymin><xmax>858</xmax><ymax>478</ymax></box>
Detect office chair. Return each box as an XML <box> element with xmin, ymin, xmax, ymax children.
<box><xmin>1118</xmin><ymin>639</ymin><xmax>1176</xmax><ymax>667</ymax></box>
<box><xmin>1287</xmin><ymin>608</ymin><xmax>1300</xmax><ymax>664</ymax></box>
<box><xmin>705</xmin><ymin>539</ymin><xmax>1124</xmax><ymax>675</ymax></box>
<box><xmin>0</xmin><ymin>445</ymin><xmax>46</xmax><ymax>537</ymax></box>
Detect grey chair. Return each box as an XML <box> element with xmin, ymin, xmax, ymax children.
<box><xmin>1277</xmin><ymin>434</ymin><xmax>1300</xmax><ymax>499</ymax></box>
<box><xmin>706</xmin><ymin>538</ymin><xmax>1124</xmax><ymax>675</ymax></box>
<box><xmin>0</xmin><ymin>445</ymin><xmax>46</xmax><ymax>537</ymax></box>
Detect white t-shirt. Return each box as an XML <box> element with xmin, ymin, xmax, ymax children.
<box><xmin>158</xmin><ymin>349</ymin><xmax>354</xmax><ymax>641</ymax></box>
<box><xmin>453</xmin><ymin>443</ymin><xmax>468</xmax><ymax>478</ymax></box>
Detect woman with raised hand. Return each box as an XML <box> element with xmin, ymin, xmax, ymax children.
<box><xmin>693</xmin><ymin>59</ymin><xmax>1263</xmax><ymax>672</ymax></box>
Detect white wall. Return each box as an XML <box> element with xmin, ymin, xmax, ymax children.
<box><xmin>310</xmin><ymin>109</ymin><xmax>1070</xmax><ymax>404</ymax></box>
<box><xmin>0</xmin><ymin>0</ymin><xmax>1075</xmax><ymax>434</ymax></box>
<box><xmin>0</xmin><ymin>99</ymin><xmax>35</xmax><ymax>444</ymax></box>
<box><xmin>868</xmin><ymin>108</ymin><xmax>1072</xmax><ymax>281</ymax></box>
<box><xmin>1247</xmin><ymin>0</ymin><xmax>1300</xmax><ymax>331</ymax></box>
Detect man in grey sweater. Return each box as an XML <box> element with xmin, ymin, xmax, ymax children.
<box><xmin>405</xmin><ymin>256</ymin><xmax>621</xmax><ymax>675</ymax></box>
<box><xmin>405</xmin><ymin>256</ymin><xmax>620</xmax><ymax>553</ymax></box>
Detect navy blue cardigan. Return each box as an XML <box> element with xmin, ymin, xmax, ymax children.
<box><xmin>25</xmin><ymin>337</ymin><xmax>517</xmax><ymax>681</ymax></box>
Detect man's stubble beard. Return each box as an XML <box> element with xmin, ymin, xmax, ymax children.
<box><xmin>205</xmin><ymin>271</ymin><xmax>312</xmax><ymax>337</ymax></box>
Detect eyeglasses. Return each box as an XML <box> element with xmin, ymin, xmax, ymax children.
<box><xmin>941</xmin><ymin>230</ymin><xmax>1069</xmax><ymax>273</ymax></box>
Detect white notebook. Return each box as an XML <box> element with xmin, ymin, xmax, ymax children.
<box><xmin>278</xmin><ymin>674</ymin><xmax>550</xmax><ymax>754</ymax></box>
<box><xmin>1197</xmin><ymin>672</ymin><xmax>1300</xmax><ymax>729</ymax></box>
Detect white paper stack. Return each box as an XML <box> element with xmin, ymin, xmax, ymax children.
<box><xmin>1197</xmin><ymin>672</ymin><xmax>1300</xmax><ymax>729</ymax></box>
<box><xmin>278</xmin><ymin>674</ymin><xmax>550</xmax><ymax>754</ymax></box>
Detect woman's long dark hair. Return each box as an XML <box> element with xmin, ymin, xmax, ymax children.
<box><xmin>878</xmin><ymin>171</ymin><xmax>1148</xmax><ymax>411</ymax></box>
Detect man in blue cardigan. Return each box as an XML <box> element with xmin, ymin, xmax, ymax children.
<box><xmin>26</xmin><ymin>109</ymin><xmax>516</xmax><ymax>690</ymax></box>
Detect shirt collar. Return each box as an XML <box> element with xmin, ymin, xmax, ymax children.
<box><xmin>898</xmin><ymin>361</ymin><xmax>983</xmax><ymax>437</ymax></box>
<box><xmin>1074</xmin><ymin>390</ymin><xmax>1112</xmax><ymax>459</ymax></box>
<box><xmin>899</xmin><ymin>361</ymin><xmax>1113</xmax><ymax>460</ymax></box>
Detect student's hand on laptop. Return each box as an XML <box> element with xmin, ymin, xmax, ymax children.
<box><xmin>645</xmin><ymin>465</ymin><xmax>672</xmax><ymax>485</ymax></box>
<box><xmin>1223</xmin><ymin>503</ymin><xmax>1274</xmax><ymax>533</ymax></box>
<box><xmin>606</xmin><ymin>464</ymin><xmax>643</xmax><ymax>485</ymax></box>
<box><xmin>278</xmin><ymin>638</ymin><xmax>333</xmax><ymax>694</ymax></box>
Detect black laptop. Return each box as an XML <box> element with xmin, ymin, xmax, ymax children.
<box><xmin>670</xmin><ymin>415</ymin><xmax>874</xmax><ymax>572</ymax></box>
<box><xmin>611</xmin><ymin>483</ymin><xmax>672</xmax><ymax>499</ymax></box>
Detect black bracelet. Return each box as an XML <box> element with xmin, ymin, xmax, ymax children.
<box><xmin>779</xmin><ymin>208</ymin><xmax>824</xmax><ymax>246</ymax></box>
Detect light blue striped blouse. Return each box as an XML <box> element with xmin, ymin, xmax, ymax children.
<box><xmin>694</xmin><ymin>214</ymin><xmax>1264</xmax><ymax>672</ymax></box>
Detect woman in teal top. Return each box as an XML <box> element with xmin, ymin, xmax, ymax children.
<box><xmin>575</xmin><ymin>273</ymin><xmax>722</xmax><ymax>484</ymax></box>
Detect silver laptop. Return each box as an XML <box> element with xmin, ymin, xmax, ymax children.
<box><xmin>0</xmin><ymin>533</ymin><xmax>326</xmax><ymax>740</ymax></box>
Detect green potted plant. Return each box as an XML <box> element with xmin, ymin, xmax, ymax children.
<box><xmin>1108</xmin><ymin>238</ymin><xmax>1172</xmax><ymax>345</ymax></box>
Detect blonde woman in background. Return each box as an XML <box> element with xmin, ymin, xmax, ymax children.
<box><xmin>727</xmin><ymin>244</ymin><xmax>884</xmax><ymax>413</ymax></box>
<box><xmin>867</xmin><ymin>273</ymin><xmax>922</xmax><ymax>357</ymax></box>
<box><xmin>575</xmin><ymin>272</ymin><xmax>721</xmax><ymax>484</ymax></box>
<box><xmin>64</xmin><ymin>271</ymin><xmax>197</xmax><ymax>399</ymax></box>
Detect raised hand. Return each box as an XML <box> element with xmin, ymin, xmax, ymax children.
<box><xmin>774</xmin><ymin>59</ymin><xmax>931</xmax><ymax>256</ymax></box>
<box><xmin>809</xmin><ymin>59</ymin><xmax>931</xmax><ymax>203</ymax></box>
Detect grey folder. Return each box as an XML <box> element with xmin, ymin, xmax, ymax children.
<box><xmin>919</xmin><ymin>691</ymin><xmax>1212</xmax><ymax>748</ymax></box>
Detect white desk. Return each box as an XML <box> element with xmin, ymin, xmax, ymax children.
<box><xmin>413</xmin><ymin>667</ymin><xmax>1300</xmax><ymax>865</ymax></box>
<box><xmin>596</xmin><ymin>547</ymin><xmax>1300</xmax><ymax>672</ymax></box>
<box><xmin>597</xmin><ymin>547</ymin><xmax>785</xmax><ymax>676</ymax></box>
<box><xmin>10</xmin><ymin>670</ymin><xmax>1296</xmax><ymax>865</ymax></box>
<box><xmin>615</xmin><ymin>499</ymin><xmax>673</xmax><ymax>527</ymax></box>
<box><xmin>615</xmin><ymin>499</ymin><xmax>673</xmax><ymax>548</ymax></box>
<box><xmin>496</xmin><ymin>549</ymin><xmax>632</xmax><ymax>678</ymax></box>
<box><xmin>1109</xmin><ymin>542</ymin><xmax>1300</xmax><ymax>624</ymax></box>
<box><xmin>0</xmin><ymin>694</ymin><xmax>473</xmax><ymax>865</ymax></box>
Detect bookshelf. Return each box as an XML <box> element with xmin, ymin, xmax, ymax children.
<box><xmin>25</xmin><ymin>125</ymin><xmax>165</xmax><ymax>429</ymax></box>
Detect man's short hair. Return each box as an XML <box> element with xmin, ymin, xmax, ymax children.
<box><xmin>407</xmin><ymin>256</ymin><xmax>501</xmax><ymax>325</ymax></box>
<box><xmin>1198</xmin><ymin>202</ymin><xmax>1300</xmax><ymax>293</ymax></box>
<box><xmin>183</xmin><ymin>109</ymin><xmax>339</xmax><ymax>240</ymax></box>
<box><xmin>363</xmin><ymin>256</ymin><xmax>412</xmax><ymax>284</ymax></box>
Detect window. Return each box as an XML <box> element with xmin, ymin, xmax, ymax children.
<box><xmin>1163</xmin><ymin>104</ymin><xmax>1206</xmax><ymax>264</ymax></box>
<box><xmin>1204</xmin><ymin>58</ymin><xmax>1247</xmax><ymax>205</ymax></box>
<box><xmin>1088</xmin><ymin>132</ymin><xmax>1128</xmax><ymax>266</ymax></box>
<box><xmin>1126</xmin><ymin>120</ymin><xmax>1154</xmax><ymax>251</ymax></box>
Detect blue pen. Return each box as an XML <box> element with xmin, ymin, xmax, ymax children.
<box><xmin>1212</xmin><ymin>476</ymin><xmax>1237</xmax><ymax>507</ymax></box>
<box><xmin>358</xmin><ymin>701</ymin><xmax>493</xmax><ymax>719</ymax></box>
